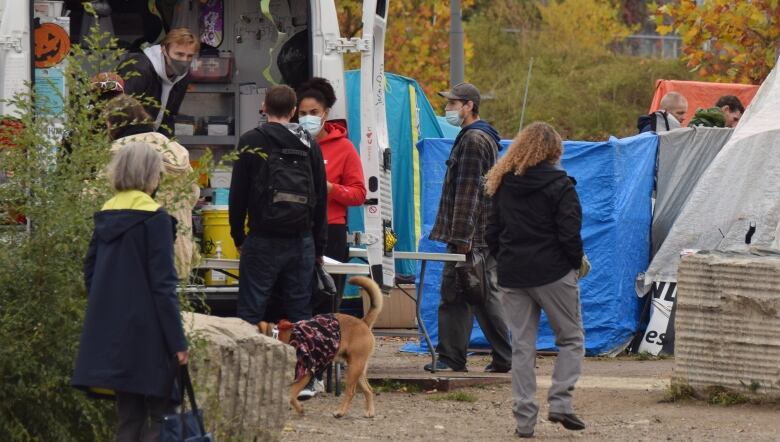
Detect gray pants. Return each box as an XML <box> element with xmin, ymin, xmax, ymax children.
<box><xmin>437</xmin><ymin>250</ymin><xmax>512</xmax><ymax>370</ymax></box>
<box><xmin>499</xmin><ymin>270</ymin><xmax>584</xmax><ymax>434</ymax></box>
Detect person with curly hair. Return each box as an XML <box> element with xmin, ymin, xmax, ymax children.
<box><xmin>485</xmin><ymin>122</ymin><xmax>586</xmax><ymax>438</ymax></box>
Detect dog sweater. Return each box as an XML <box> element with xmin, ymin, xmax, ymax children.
<box><xmin>289</xmin><ymin>314</ymin><xmax>341</xmax><ymax>381</ymax></box>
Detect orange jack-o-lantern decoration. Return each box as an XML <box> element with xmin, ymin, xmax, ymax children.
<box><xmin>34</xmin><ymin>23</ymin><xmax>70</xmax><ymax>68</ymax></box>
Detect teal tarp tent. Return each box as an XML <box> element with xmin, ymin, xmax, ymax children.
<box><xmin>344</xmin><ymin>71</ymin><xmax>444</xmax><ymax>278</ymax></box>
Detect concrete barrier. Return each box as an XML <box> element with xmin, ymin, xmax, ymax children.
<box><xmin>675</xmin><ymin>251</ymin><xmax>780</xmax><ymax>395</ymax></box>
<box><xmin>185</xmin><ymin>313</ymin><xmax>296</xmax><ymax>441</ymax></box>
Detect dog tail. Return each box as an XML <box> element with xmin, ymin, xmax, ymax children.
<box><xmin>349</xmin><ymin>276</ymin><xmax>384</xmax><ymax>329</ymax></box>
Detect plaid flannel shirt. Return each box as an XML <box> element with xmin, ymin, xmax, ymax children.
<box><xmin>430</xmin><ymin>129</ymin><xmax>499</xmax><ymax>248</ymax></box>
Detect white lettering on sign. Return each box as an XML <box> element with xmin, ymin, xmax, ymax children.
<box><xmin>638</xmin><ymin>281</ymin><xmax>677</xmax><ymax>355</ymax></box>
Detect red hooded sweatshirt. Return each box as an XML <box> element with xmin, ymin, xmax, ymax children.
<box><xmin>319</xmin><ymin>122</ymin><xmax>366</xmax><ymax>225</ymax></box>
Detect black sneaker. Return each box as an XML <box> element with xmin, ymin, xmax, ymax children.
<box><xmin>548</xmin><ymin>412</ymin><xmax>586</xmax><ymax>431</ymax></box>
<box><xmin>297</xmin><ymin>377</ymin><xmax>318</xmax><ymax>401</ymax></box>
<box><xmin>515</xmin><ymin>428</ymin><xmax>534</xmax><ymax>438</ymax></box>
<box><xmin>423</xmin><ymin>360</ymin><xmax>467</xmax><ymax>372</ymax></box>
<box><xmin>484</xmin><ymin>362</ymin><xmax>511</xmax><ymax>373</ymax></box>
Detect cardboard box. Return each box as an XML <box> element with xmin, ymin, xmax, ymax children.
<box><xmin>362</xmin><ymin>284</ymin><xmax>417</xmax><ymax>329</ymax></box>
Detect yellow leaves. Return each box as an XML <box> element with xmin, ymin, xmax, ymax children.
<box><xmin>658</xmin><ymin>0</ymin><xmax>778</xmax><ymax>84</ymax></box>
<box><xmin>657</xmin><ymin>24</ymin><xmax>674</xmax><ymax>36</ymax></box>
<box><xmin>537</xmin><ymin>0</ymin><xmax>633</xmax><ymax>57</ymax></box>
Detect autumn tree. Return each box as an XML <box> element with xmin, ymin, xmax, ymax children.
<box><xmin>337</xmin><ymin>0</ymin><xmax>475</xmax><ymax>98</ymax></box>
<box><xmin>538</xmin><ymin>0</ymin><xmax>635</xmax><ymax>57</ymax></box>
<box><xmin>656</xmin><ymin>0</ymin><xmax>780</xmax><ymax>84</ymax></box>
<box><xmin>467</xmin><ymin>0</ymin><xmax>688</xmax><ymax>139</ymax></box>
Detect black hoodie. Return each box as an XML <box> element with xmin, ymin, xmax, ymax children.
<box><xmin>229</xmin><ymin>122</ymin><xmax>328</xmax><ymax>256</ymax></box>
<box><xmin>485</xmin><ymin>162</ymin><xmax>583</xmax><ymax>288</ymax></box>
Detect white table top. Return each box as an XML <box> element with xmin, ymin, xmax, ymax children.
<box><xmin>197</xmin><ymin>258</ymin><xmax>370</xmax><ymax>275</ymax></box>
<box><xmin>348</xmin><ymin>247</ymin><xmax>465</xmax><ymax>262</ymax></box>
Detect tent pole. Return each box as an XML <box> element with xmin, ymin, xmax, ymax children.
<box><xmin>518</xmin><ymin>57</ymin><xmax>534</xmax><ymax>132</ymax></box>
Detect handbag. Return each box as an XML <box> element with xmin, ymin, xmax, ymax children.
<box><xmin>311</xmin><ymin>263</ymin><xmax>337</xmax><ymax>311</ymax></box>
<box><xmin>455</xmin><ymin>249</ymin><xmax>489</xmax><ymax>306</ymax></box>
<box><xmin>160</xmin><ymin>365</ymin><xmax>214</xmax><ymax>442</ymax></box>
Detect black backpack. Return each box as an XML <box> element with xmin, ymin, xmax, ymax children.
<box><xmin>253</xmin><ymin>127</ymin><xmax>316</xmax><ymax>232</ymax></box>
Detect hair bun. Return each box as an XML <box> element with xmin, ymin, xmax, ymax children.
<box><xmin>298</xmin><ymin>77</ymin><xmax>337</xmax><ymax>108</ymax></box>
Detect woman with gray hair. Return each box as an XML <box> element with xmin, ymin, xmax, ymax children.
<box><xmin>73</xmin><ymin>142</ymin><xmax>189</xmax><ymax>442</ymax></box>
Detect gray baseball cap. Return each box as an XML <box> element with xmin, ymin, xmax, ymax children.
<box><xmin>438</xmin><ymin>82</ymin><xmax>480</xmax><ymax>106</ymax></box>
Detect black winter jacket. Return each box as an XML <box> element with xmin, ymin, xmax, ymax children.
<box><xmin>119</xmin><ymin>50</ymin><xmax>190</xmax><ymax>138</ymax></box>
<box><xmin>486</xmin><ymin>162</ymin><xmax>583</xmax><ymax>288</ymax></box>
<box><xmin>229</xmin><ymin>122</ymin><xmax>328</xmax><ymax>256</ymax></box>
<box><xmin>73</xmin><ymin>203</ymin><xmax>186</xmax><ymax>399</ymax></box>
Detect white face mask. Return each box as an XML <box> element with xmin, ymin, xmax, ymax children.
<box><xmin>299</xmin><ymin>115</ymin><xmax>323</xmax><ymax>136</ymax></box>
<box><xmin>445</xmin><ymin>109</ymin><xmax>464</xmax><ymax>127</ymax></box>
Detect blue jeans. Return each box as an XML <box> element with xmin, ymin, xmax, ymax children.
<box><xmin>237</xmin><ymin>233</ymin><xmax>314</xmax><ymax>324</ymax></box>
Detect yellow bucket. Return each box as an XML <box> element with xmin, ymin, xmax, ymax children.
<box><xmin>201</xmin><ymin>205</ymin><xmax>239</xmax><ymax>285</ymax></box>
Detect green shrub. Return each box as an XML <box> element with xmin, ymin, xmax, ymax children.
<box><xmin>465</xmin><ymin>2</ymin><xmax>694</xmax><ymax>140</ymax></box>
<box><xmin>0</xmin><ymin>20</ymin><xmax>209</xmax><ymax>440</ymax></box>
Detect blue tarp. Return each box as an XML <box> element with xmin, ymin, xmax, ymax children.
<box><xmin>344</xmin><ymin>71</ymin><xmax>444</xmax><ymax>278</ymax></box>
<box><xmin>404</xmin><ymin>133</ymin><xmax>658</xmax><ymax>355</ymax></box>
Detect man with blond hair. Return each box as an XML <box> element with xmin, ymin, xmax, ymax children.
<box><xmin>120</xmin><ymin>28</ymin><xmax>200</xmax><ymax>137</ymax></box>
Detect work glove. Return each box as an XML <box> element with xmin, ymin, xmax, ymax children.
<box><xmin>577</xmin><ymin>255</ymin><xmax>591</xmax><ymax>279</ymax></box>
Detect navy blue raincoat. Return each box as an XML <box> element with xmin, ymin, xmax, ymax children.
<box><xmin>72</xmin><ymin>192</ymin><xmax>187</xmax><ymax>399</ymax></box>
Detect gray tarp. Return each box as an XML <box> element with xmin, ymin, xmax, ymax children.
<box><xmin>646</xmin><ymin>60</ymin><xmax>780</xmax><ymax>283</ymax></box>
<box><xmin>652</xmin><ymin>127</ymin><xmax>733</xmax><ymax>256</ymax></box>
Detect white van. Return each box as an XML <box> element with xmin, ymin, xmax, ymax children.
<box><xmin>1</xmin><ymin>0</ymin><xmax>395</xmax><ymax>288</ymax></box>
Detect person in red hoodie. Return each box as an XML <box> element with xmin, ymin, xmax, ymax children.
<box><xmin>295</xmin><ymin>77</ymin><xmax>367</xmax><ymax>399</ymax></box>
<box><xmin>297</xmin><ymin>77</ymin><xmax>367</xmax><ymax>308</ymax></box>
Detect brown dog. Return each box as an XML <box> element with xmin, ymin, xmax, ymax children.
<box><xmin>259</xmin><ymin>275</ymin><xmax>383</xmax><ymax>418</ymax></box>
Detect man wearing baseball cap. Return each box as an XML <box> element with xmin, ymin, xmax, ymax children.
<box><xmin>426</xmin><ymin>82</ymin><xmax>512</xmax><ymax>373</ymax></box>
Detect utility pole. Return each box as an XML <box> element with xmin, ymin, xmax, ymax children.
<box><xmin>450</xmin><ymin>0</ymin><xmax>464</xmax><ymax>87</ymax></box>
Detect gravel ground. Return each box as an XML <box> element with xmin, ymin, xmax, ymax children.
<box><xmin>280</xmin><ymin>337</ymin><xmax>780</xmax><ymax>441</ymax></box>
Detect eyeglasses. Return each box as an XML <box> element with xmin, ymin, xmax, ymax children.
<box><xmin>94</xmin><ymin>80</ymin><xmax>124</xmax><ymax>92</ymax></box>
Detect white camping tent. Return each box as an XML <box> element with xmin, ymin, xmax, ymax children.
<box><xmin>646</xmin><ymin>58</ymin><xmax>780</xmax><ymax>284</ymax></box>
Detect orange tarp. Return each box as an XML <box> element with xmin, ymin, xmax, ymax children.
<box><xmin>649</xmin><ymin>79</ymin><xmax>759</xmax><ymax>125</ymax></box>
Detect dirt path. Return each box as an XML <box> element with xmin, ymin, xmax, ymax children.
<box><xmin>281</xmin><ymin>337</ymin><xmax>779</xmax><ymax>441</ymax></box>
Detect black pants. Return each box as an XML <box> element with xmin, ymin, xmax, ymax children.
<box><xmin>237</xmin><ymin>233</ymin><xmax>314</xmax><ymax>324</ymax></box>
<box><xmin>436</xmin><ymin>247</ymin><xmax>513</xmax><ymax>370</ymax></box>
<box><xmin>115</xmin><ymin>392</ymin><xmax>173</xmax><ymax>442</ymax></box>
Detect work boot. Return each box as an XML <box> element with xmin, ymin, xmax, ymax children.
<box><xmin>548</xmin><ymin>412</ymin><xmax>586</xmax><ymax>431</ymax></box>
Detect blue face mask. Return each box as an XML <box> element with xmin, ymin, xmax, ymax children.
<box><xmin>299</xmin><ymin>115</ymin><xmax>323</xmax><ymax>136</ymax></box>
<box><xmin>445</xmin><ymin>109</ymin><xmax>464</xmax><ymax>127</ymax></box>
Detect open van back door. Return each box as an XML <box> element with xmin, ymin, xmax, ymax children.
<box><xmin>310</xmin><ymin>0</ymin><xmax>347</xmax><ymax>121</ymax></box>
<box><xmin>358</xmin><ymin>0</ymin><xmax>395</xmax><ymax>290</ymax></box>
<box><xmin>0</xmin><ymin>0</ymin><xmax>31</xmax><ymax>116</ymax></box>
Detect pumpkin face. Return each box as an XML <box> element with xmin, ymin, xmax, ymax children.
<box><xmin>34</xmin><ymin>23</ymin><xmax>70</xmax><ymax>68</ymax></box>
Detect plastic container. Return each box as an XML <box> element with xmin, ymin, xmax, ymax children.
<box><xmin>175</xmin><ymin>115</ymin><xmax>196</xmax><ymax>136</ymax></box>
<box><xmin>213</xmin><ymin>188</ymin><xmax>229</xmax><ymax>205</ymax></box>
<box><xmin>206</xmin><ymin>116</ymin><xmax>233</xmax><ymax>136</ymax></box>
<box><xmin>210</xmin><ymin>168</ymin><xmax>232</xmax><ymax>188</ymax></box>
<box><xmin>190</xmin><ymin>55</ymin><xmax>234</xmax><ymax>83</ymax></box>
<box><xmin>201</xmin><ymin>205</ymin><xmax>238</xmax><ymax>285</ymax></box>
